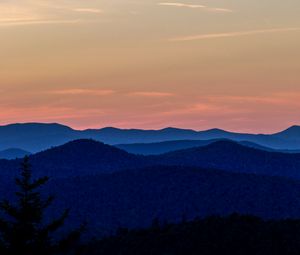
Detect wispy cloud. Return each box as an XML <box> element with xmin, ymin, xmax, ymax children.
<box><xmin>170</xmin><ymin>27</ymin><xmax>300</xmax><ymax>41</ymax></box>
<box><xmin>0</xmin><ymin>19</ymin><xmax>86</xmax><ymax>27</ymax></box>
<box><xmin>158</xmin><ymin>2</ymin><xmax>233</xmax><ymax>13</ymax></box>
<box><xmin>211</xmin><ymin>8</ymin><xmax>234</xmax><ymax>13</ymax></box>
<box><xmin>159</xmin><ymin>2</ymin><xmax>206</xmax><ymax>8</ymax></box>
<box><xmin>49</xmin><ymin>89</ymin><xmax>115</xmax><ymax>96</ymax></box>
<box><xmin>130</xmin><ymin>91</ymin><xmax>174</xmax><ymax>97</ymax></box>
<box><xmin>0</xmin><ymin>1</ymin><xmax>104</xmax><ymax>27</ymax></box>
<box><xmin>72</xmin><ymin>8</ymin><xmax>103</xmax><ymax>14</ymax></box>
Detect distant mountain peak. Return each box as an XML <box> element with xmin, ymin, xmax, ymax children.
<box><xmin>204</xmin><ymin>128</ymin><xmax>227</xmax><ymax>132</ymax></box>
<box><xmin>275</xmin><ymin>125</ymin><xmax>300</xmax><ymax>138</ymax></box>
<box><xmin>160</xmin><ymin>127</ymin><xmax>195</xmax><ymax>132</ymax></box>
<box><xmin>38</xmin><ymin>139</ymin><xmax>116</xmax><ymax>153</ymax></box>
<box><xmin>35</xmin><ymin>139</ymin><xmax>135</xmax><ymax>159</ymax></box>
<box><xmin>26</xmin><ymin>139</ymin><xmax>142</xmax><ymax>177</ymax></box>
<box><xmin>0</xmin><ymin>122</ymin><xmax>74</xmax><ymax>131</ymax></box>
<box><xmin>161</xmin><ymin>127</ymin><xmax>179</xmax><ymax>131</ymax></box>
<box><xmin>285</xmin><ymin>125</ymin><xmax>300</xmax><ymax>131</ymax></box>
<box><xmin>0</xmin><ymin>122</ymin><xmax>299</xmax><ymax>153</ymax></box>
<box><xmin>62</xmin><ymin>138</ymin><xmax>103</xmax><ymax>145</ymax></box>
<box><xmin>99</xmin><ymin>127</ymin><xmax>122</xmax><ymax>131</ymax></box>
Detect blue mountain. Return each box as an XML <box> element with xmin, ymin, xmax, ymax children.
<box><xmin>0</xmin><ymin>139</ymin><xmax>300</xmax><ymax>236</ymax></box>
<box><xmin>155</xmin><ymin>140</ymin><xmax>300</xmax><ymax>179</ymax></box>
<box><xmin>1</xmin><ymin>139</ymin><xmax>300</xmax><ymax>180</ymax></box>
<box><xmin>0</xmin><ymin>123</ymin><xmax>79</xmax><ymax>152</ymax></box>
<box><xmin>0</xmin><ymin>123</ymin><xmax>300</xmax><ymax>152</ymax></box>
<box><xmin>2</xmin><ymin>165</ymin><xmax>300</xmax><ymax>236</ymax></box>
<box><xmin>116</xmin><ymin>139</ymin><xmax>286</xmax><ymax>155</ymax></box>
<box><xmin>273</xmin><ymin>125</ymin><xmax>300</xmax><ymax>140</ymax></box>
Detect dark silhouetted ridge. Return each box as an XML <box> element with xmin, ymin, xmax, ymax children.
<box><xmin>0</xmin><ymin>122</ymin><xmax>300</xmax><ymax>151</ymax></box>
<box><xmin>1</xmin><ymin>139</ymin><xmax>300</xmax><ymax>180</ymax></box>
<box><xmin>116</xmin><ymin>139</ymin><xmax>282</xmax><ymax>155</ymax></box>
<box><xmin>29</xmin><ymin>165</ymin><xmax>300</xmax><ymax>234</ymax></box>
<box><xmin>6</xmin><ymin>139</ymin><xmax>145</xmax><ymax>178</ymax></box>
<box><xmin>0</xmin><ymin>122</ymin><xmax>74</xmax><ymax>132</ymax></box>
<box><xmin>157</xmin><ymin>140</ymin><xmax>300</xmax><ymax>179</ymax></box>
<box><xmin>274</xmin><ymin>125</ymin><xmax>300</xmax><ymax>140</ymax></box>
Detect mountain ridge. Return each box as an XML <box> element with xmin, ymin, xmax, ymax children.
<box><xmin>156</xmin><ymin>140</ymin><xmax>300</xmax><ymax>178</ymax></box>
<box><xmin>116</xmin><ymin>139</ymin><xmax>300</xmax><ymax>155</ymax></box>
<box><xmin>1</xmin><ymin>139</ymin><xmax>300</xmax><ymax>235</ymax></box>
<box><xmin>1</xmin><ymin>139</ymin><xmax>300</xmax><ymax>180</ymax></box>
<box><xmin>0</xmin><ymin>123</ymin><xmax>299</xmax><ymax>152</ymax></box>
<box><xmin>3</xmin><ymin>165</ymin><xmax>300</xmax><ymax>235</ymax></box>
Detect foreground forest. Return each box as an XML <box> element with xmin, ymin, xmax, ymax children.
<box><xmin>82</xmin><ymin>215</ymin><xmax>300</xmax><ymax>255</ymax></box>
<box><xmin>1</xmin><ymin>139</ymin><xmax>300</xmax><ymax>254</ymax></box>
<box><xmin>2</xmin><ymin>158</ymin><xmax>300</xmax><ymax>254</ymax></box>
<box><xmin>2</xmin><ymin>160</ymin><xmax>300</xmax><ymax>255</ymax></box>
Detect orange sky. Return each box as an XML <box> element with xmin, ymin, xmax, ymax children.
<box><xmin>0</xmin><ymin>0</ymin><xmax>300</xmax><ymax>133</ymax></box>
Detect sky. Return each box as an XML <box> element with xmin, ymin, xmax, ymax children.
<box><xmin>0</xmin><ymin>0</ymin><xmax>300</xmax><ymax>133</ymax></box>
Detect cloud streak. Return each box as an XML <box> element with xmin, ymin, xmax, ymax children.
<box><xmin>170</xmin><ymin>27</ymin><xmax>300</xmax><ymax>41</ymax></box>
<box><xmin>130</xmin><ymin>91</ymin><xmax>174</xmax><ymax>97</ymax></box>
<box><xmin>159</xmin><ymin>2</ymin><xmax>206</xmax><ymax>8</ymax></box>
<box><xmin>0</xmin><ymin>19</ymin><xmax>87</xmax><ymax>27</ymax></box>
<box><xmin>72</xmin><ymin>8</ymin><xmax>103</xmax><ymax>14</ymax></box>
<box><xmin>0</xmin><ymin>1</ymin><xmax>104</xmax><ymax>27</ymax></box>
<box><xmin>49</xmin><ymin>89</ymin><xmax>115</xmax><ymax>96</ymax></box>
<box><xmin>158</xmin><ymin>2</ymin><xmax>233</xmax><ymax>13</ymax></box>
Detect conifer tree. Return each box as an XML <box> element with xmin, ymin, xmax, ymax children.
<box><xmin>0</xmin><ymin>156</ymin><xmax>83</xmax><ymax>255</ymax></box>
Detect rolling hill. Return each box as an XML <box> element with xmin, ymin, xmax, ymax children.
<box><xmin>25</xmin><ymin>139</ymin><xmax>146</xmax><ymax>177</ymax></box>
<box><xmin>0</xmin><ymin>123</ymin><xmax>300</xmax><ymax>152</ymax></box>
<box><xmin>0</xmin><ymin>139</ymin><xmax>300</xmax><ymax>235</ymax></box>
<box><xmin>156</xmin><ymin>140</ymin><xmax>300</xmax><ymax>179</ymax></box>
<box><xmin>0</xmin><ymin>123</ymin><xmax>80</xmax><ymax>152</ymax></box>
<box><xmin>116</xmin><ymin>139</ymin><xmax>285</xmax><ymax>155</ymax></box>
<box><xmin>1</xmin><ymin>139</ymin><xmax>300</xmax><ymax>180</ymax></box>
<box><xmin>2</xmin><ymin>165</ymin><xmax>300</xmax><ymax>236</ymax></box>
<box><xmin>273</xmin><ymin>125</ymin><xmax>300</xmax><ymax>140</ymax></box>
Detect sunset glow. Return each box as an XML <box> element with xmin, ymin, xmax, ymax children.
<box><xmin>1</xmin><ymin>0</ymin><xmax>300</xmax><ymax>132</ymax></box>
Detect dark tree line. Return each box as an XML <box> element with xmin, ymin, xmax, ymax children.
<box><xmin>1</xmin><ymin>157</ymin><xmax>300</xmax><ymax>255</ymax></box>
<box><xmin>0</xmin><ymin>157</ymin><xmax>83</xmax><ymax>255</ymax></box>
<box><xmin>82</xmin><ymin>215</ymin><xmax>300</xmax><ymax>255</ymax></box>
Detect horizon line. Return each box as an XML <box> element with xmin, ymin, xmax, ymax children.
<box><xmin>0</xmin><ymin>121</ymin><xmax>298</xmax><ymax>135</ymax></box>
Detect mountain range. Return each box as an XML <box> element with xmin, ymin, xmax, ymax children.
<box><xmin>1</xmin><ymin>137</ymin><xmax>300</xmax><ymax>236</ymax></box>
<box><xmin>1</xmin><ymin>139</ymin><xmax>300</xmax><ymax>180</ymax></box>
<box><xmin>47</xmin><ymin>166</ymin><xmax>300</xmax><ymax>235</ymax></box>
<box><xmin>0</xmin><ymin>123</ymin><xmax>300</xmax><ymax>153</ymax></box>
<box><xmin>2</xmin><ymin>164</ymin><xmax>300</xmax><ymax>236</ymax></box>
<box><xmin>116</xmin><ymin>139</ymin><xmax>300</xmax><ymax>155</ymax></box>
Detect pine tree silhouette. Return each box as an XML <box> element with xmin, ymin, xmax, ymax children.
<box><xmin>0</xmin><ymin>156</ymin><xmax>84</xmax><ymax>255</ymax></box>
